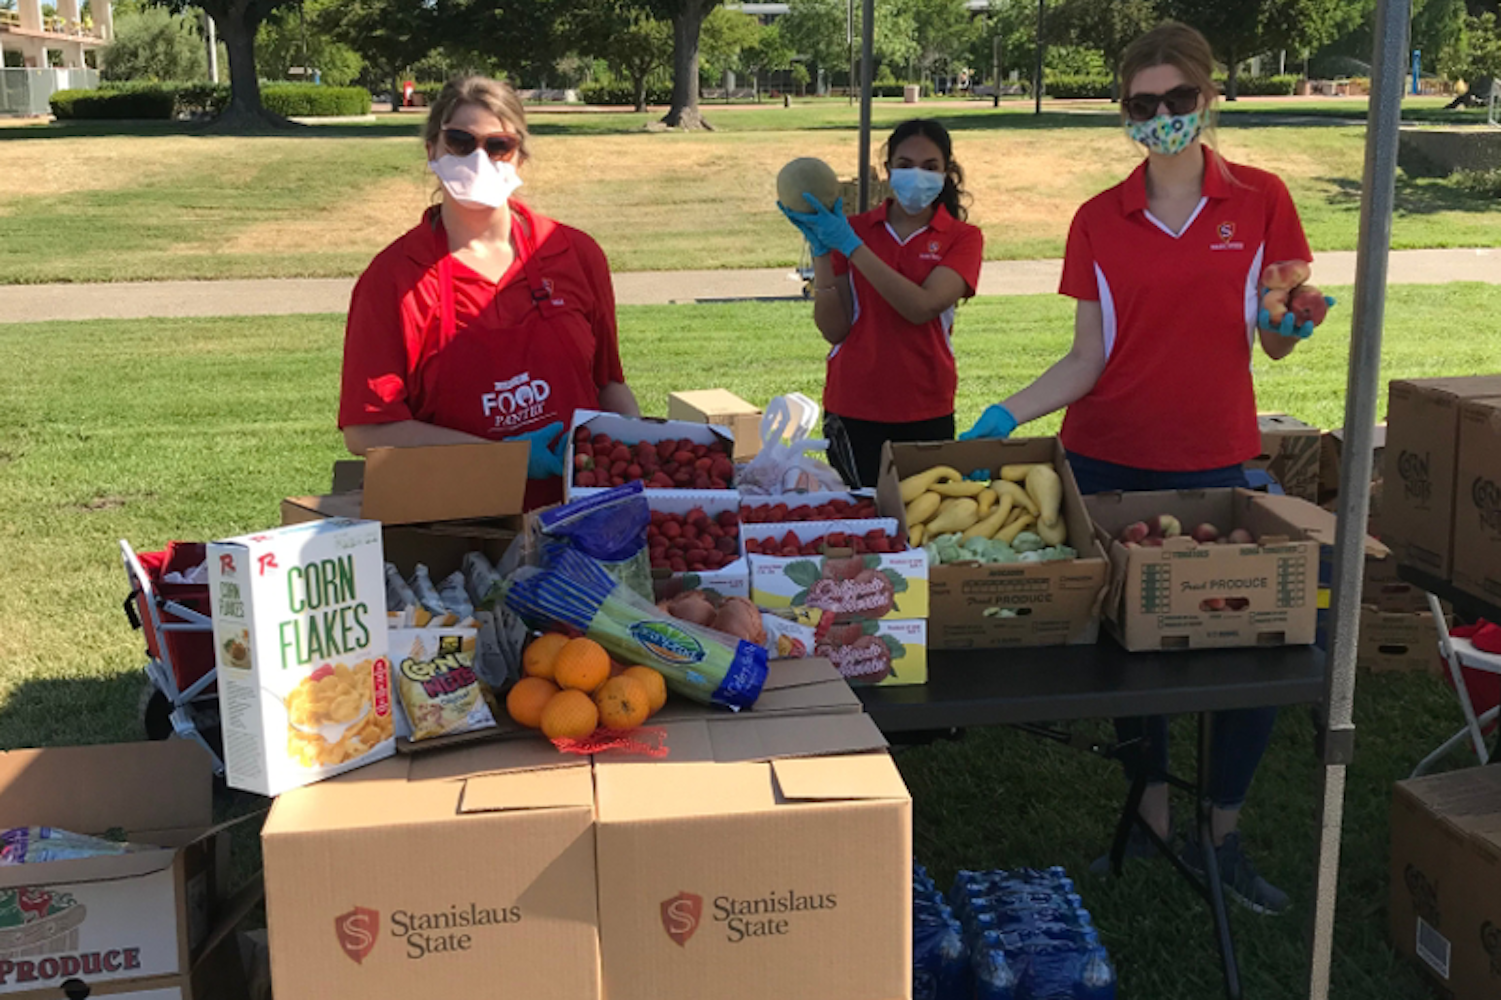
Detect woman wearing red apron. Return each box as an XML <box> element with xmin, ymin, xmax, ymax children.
<box><xmin>339</xmin><ymin>76</ymin><xmax>640</xmax><ymax>510</ymax></box>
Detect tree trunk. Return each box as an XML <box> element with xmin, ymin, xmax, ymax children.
<box><xmin>634</xmin><ymin>73</ymin><xmax>647</xmax><ymax>113</ymax></box>
<box><xmin>1226</xmin><ymin>45</ymin><xmax>1239</xmax><ymax>102</ymax></box>
<box><xmin>660</xmin><ymin>0</ymin><xmax>712</xmax><ymax>130</ymax></box>
<box><xmin>203</xmin><ymin>0</ymin><xmax>293</xmax><ymax>130</ymax></box>
<box><xmin>1110</xmin><ymin>66</ymin><xmax>1119</xmax><ymax>103</ymax></box>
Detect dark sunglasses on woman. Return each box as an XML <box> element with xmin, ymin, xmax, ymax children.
<box><xmin>1124</xmin><ymin>85</ymin><xmax>1201</xmax><ymax>122</ymax></box>
<box><xmin>442</xmin><ymin>128</ymin><xmax>521</xmax><ymax>160</ymax></box>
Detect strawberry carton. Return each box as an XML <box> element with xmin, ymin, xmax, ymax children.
<box><xmin>747</xmin><ymin>520</ymin><xmax>929</xmax><ymax>622</ymax></box>
<box><xmin>739</xmin><ymin>492</ymin><xmax>879</xmax><ymax>524</ymax></box>
<box><xmin>815</xmin><ymin>618</ymin><xmax>928</xmax><ymax>687</ymax></box>
<box><xmin>647</xmin><ymin>492</ymin><xmax>751</xmax><ymax>602</ymax></box>
<box><xmin>567</xmin><ymin>410</ymin><xmax>737</xmax><ymax>501</ymax></box>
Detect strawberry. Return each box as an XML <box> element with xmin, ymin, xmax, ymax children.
<box><xmin>576</xmin><ymin>470</ymin><xmax>596</xmax><ymax>487</ymax></box>
<box><xmin>718</xmin><ymin>510</ymin><xmax>739</xmax><ymax>529</ymax></box>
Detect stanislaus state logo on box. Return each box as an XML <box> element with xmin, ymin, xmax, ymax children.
<box><xmin>657</xmin><ymin>888</ymin><xmax>840</xmax><ymax>947</ymax></box>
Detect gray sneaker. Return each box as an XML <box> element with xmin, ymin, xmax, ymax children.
<box><xmin>1089</xmin><ymin>824</ymin><xmax>1162</xmax><ymax>876</ymax></box>
<box><xmin>1183</xmin><ymin>832</ymin><xmax>1290</xmax><ymax>916</ymax></box>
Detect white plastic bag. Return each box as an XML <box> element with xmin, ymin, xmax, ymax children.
<box><xmin>737</xmin><ymin>392</ymin><xmax>849</xmax><ymax>495</ymax></box>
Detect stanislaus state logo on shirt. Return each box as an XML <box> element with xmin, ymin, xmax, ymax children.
<box><xmin>918</xmin><ymin>238</ymin><xmax>943</xmax><ymax>262</ymax></box>
<box><xmin>1210</xmin><ymin>220</ymin><xmax>1244</xmax><ymax>251</ymax></box>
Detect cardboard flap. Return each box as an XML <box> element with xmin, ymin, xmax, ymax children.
<box><xmin>0</xmin><ymin>741</ymin><xmax>211</xmax><ymax>835</ymax></box>
<box><xmin>0</xmin><ymin>846</ymin><xmax>180</xmax><ymax>890</ymax></box>
<box><xmin>761</xmin><ymin>657</ymin><xmax>843</xmax><ymax>690</ymax></box>
<box><xmin>363</xmin><ymin>441</ymin><xmax>529</xmax><ymax>524</ymax></box>
<box><xmin>1253</xmin><ymin>491</ymin><xmax>1388</xmax><ymax>556</ymax></box>
<box><xmin>706</xmin><ymin>713</ymin><xmax>887</xmax><ymax>763</ymax></box>
<box><xmin>771</xmin><ymin>752</ymin><xmax>909</xmax><ymax>802</ymax></box>
<box><xmin>331</xmin><ymin>459</ymin><xmax>365</xmax><ymax>494</ymax></box>
<box><xmin>460</xmin><ymin>764</ymin><xmax>594</xmax><ymax>814</ymax></box>
<box><xmin>408</xmin><ymin>740</ymin><xmax>586</xmax><ymax>781</ymax></box>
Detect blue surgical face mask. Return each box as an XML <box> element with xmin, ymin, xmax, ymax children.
<box><xmin>888</xmin><ymin>167</ymin><xmax>946</xmax><ymax>214</ymax></box>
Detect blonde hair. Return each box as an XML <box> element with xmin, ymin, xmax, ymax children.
<box><xmin>1119</xmin><ymin>22</ymin><xmax>1222</xmax><ymax>150</ymax></box>
<box><xmin>423</xmin><ymin>76</ymin><xmax>532</xmax><ymax>164</ymax></box>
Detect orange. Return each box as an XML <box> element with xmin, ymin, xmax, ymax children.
<box><xmin>541</xmin><ymin>689</ymin><xmax>599</xmax><ymax>740</ymax></box>
<box><xmin>554</xmin><ymin>638</ymin><xmax>611</xmax><ymax>694</ymax></box>
<box><xmin>594</xmin><ymin>676</ymin><xmax>651</xmax><ymax>731</ymax></box>
<box><xmin>523</xmin><ymin>633</ymin><xmax>570</xmax><ymax>680</ymax></box>
<box><xmin>623</xmin><ymin>666</ymin><xmax>668</xmax><ymax>715</ymax></box>
<box><xmin>505</xmin><ymin>677</ymin><xmax>559</xmax><ymax>729</ymax></box>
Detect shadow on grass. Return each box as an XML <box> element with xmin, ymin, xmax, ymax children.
<box><xmin>0</xmin><ymin>118</ymin><xmax>427</xmax><ymax>141</ymax></box>
<box><xmin>1320</xmin><ymin>173</ymin><xmax>1501</xmax><ymax>215</ymax></box>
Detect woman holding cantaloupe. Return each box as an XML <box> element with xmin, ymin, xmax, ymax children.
<box><xmin>339</xmin><ymin>77</ymin><xmax>640</xmax><ymax>511</ymax></box>
<box><xmin>964</xmin><ymin>23</ymin><xmax>1337</xmax><ymax>917</ymax></box>
<box><xmin>777</xmin><ymin>120</ymin><xmax>985</xmax><ymax>488</ymax></box>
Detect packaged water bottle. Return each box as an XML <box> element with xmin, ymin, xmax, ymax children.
<box><xmin>1076</xmin><ymin>945</ymin><xmax>1117</xmax><ymax>1000</ymax></box>
<box><xmin>935</xmin><ymin>921</ymin><xmax>966</xmax><ymax>1000</ymax></box>
<box><xmin>973</xmin><ymin>933</ymin><xmax>1018</xmax><ymax>1000</ymax></box>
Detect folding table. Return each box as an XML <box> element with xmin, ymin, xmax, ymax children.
<box><xmin>858</xmin><ymin>641</ymin><xmax>1327</xmax><ymax>1000</ymax></box>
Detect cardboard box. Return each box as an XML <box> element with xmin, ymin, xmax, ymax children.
<box><xmin>281</xmin><ymin>443</ymin><xmax>528</xmax><ymax>526</ymax></box>
<box><xmin>1389</xmin><ymin>765</ymin><xmax>1501</xmax><ymax>1000</ymax></box>
<box><xmin>1384</xmin><ymin>376</ymin><xmax>1501</xmax><ymax>579</ymax></box>
<box><xmin>813</xmin><ymin>618</ymin><xmax>928</xmax><ymax>687</ymax></box>
<box><xmin>1452</xmin><ymin>397</ymin><xmax>1501</xmax><ymax>604</ymax></box>
<box><xmin>739</xmin><ymin>492</ymin><xmax>878</xmax><ymax>523</ymax></box>
<box><xmin>0</xmin><ymin>742</ymin><xmax>245</xmax><ymax>999</ymax></box>
<box><xmin>262</xmin><ymin>745</ymin><xmax>600</xmax><ymax>1000</ymax></box>
<box><xmin>879</xmin><ymin>438</ymin><xmax>1109</xmax><ymax>650</ymax></box>
<box><xmin>595</xmin><ymin>731</ymin><xmax>909</xmax><ymax>1000</ymax></box>
<box><xmin>566</xmin><ymin>410</ymin><xmax>736</xmax><ymax>502</ymax></box>
<box><xmin>646</xmin><ymin>491</ymin><xmax>750</xmax><ymax>601</ymax></box>
<box><xmin>668</xmin><ymin>389</ymin><xmax>763</xmax><ymax>461</ymax></box>
<box><xmin>208</xmin><ymin>519</ymin><xmax>393</xmax><ymax>797</ymax></box>
<box><xmin>1319</xmin><ymin>424</ymin><xmax>1386</xmax><ymax>516</ymax></box>
<box><xmin>1086</xmin><ymin>489</ymin><xmax>1321</xmax><ymax>651</ymax></box>
<box><xmin>1247</xmin><ymin>413</ymin><xmax>1322</xmax><ymax>503</ymax></box>
<box><xmin>748</xmin><ymin>519</ymin><xmax>928</xmax><ymax>623</ymax></box>
<box><xmin>1357</xmin><ymin>606</ymin><xmax>1441</xmax><ymax>673</ymax></box>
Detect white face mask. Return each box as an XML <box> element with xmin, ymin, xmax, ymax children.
<box><xmin>428</xmin><ymin>150</ymin><xmax>523</xmax><ymax>209</ymax></box>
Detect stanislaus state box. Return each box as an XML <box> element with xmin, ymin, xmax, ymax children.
<box><xmin>594</xmin><ymin>717</ymin><xmax>911</xmax><ymax>1000</ymax></box>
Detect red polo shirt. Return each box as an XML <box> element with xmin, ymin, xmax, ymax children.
<box><xmin>1058</xmin><ymin>146</ymin><xmax>1312</xmax><ymax>471</ymax></box>
<box><xmin>826</xmin><ymin>202</ymin><xmax>984</xmax><ymax>423</ymax></box>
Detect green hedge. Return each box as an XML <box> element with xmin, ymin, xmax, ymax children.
<box><xmin>870</xmin><ymin>82</ymin><xmax>934</xmax><ymax>98</ymax></box>
<box><xmin>578</xmin><ymin>81</ymin><xmax>674</xmax><ymax>106</ymax></box>
<box><xmin>260</xmin><ymin>84</ymin><xmax>370</xmax><ymax>117</ymax></box>
<box><xmin>1043</xmin><ymin>75</ymin><xmax>1113</xmax><ymax>99</ymax></box>
<box><xmin>1232</xmin><ymin>74</ymin><xmax>1299</xmax><ymax>96</ymax></box>
<box><xmin>51</xmin><ymin>84</ymin><xmax>176</xmax><ymax>119</ymax></box>
<box><xmin>1450</xmin><ymin>167</ymin><xmax>1501</xmax><ymax>198</ymax></box>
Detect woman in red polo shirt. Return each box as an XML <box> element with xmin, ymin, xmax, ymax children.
<box><xmin>779</xmin><ymin>119</ymin><xmax>984</xmax><ymax>487</ymax></box>
<box><xmin>963</xmin><ymin>23</ymin><xmax>1335</xmax><ymax>915</ymax></box>
<box><xmin>339</xmin><ymin>76</ymin><xmax>639</xmax><ymax>509</ymax></box>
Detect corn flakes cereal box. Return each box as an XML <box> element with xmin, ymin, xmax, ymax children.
<box><xmin>208</xmin><ymin>518</ymin><xmax>392</xmax><ymax>796</ymax></box>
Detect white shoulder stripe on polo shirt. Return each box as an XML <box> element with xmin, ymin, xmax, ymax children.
<box><xmin>1093</xmin><ymin>263</ymin><xmax>1118</xmax><ymax>359</ymax></box>
<box><xmin>1244</xmin><ymin>242</ymin><xmax>1267</xmax><ymax>354</ymax></box>
<box><xmin>884</xmin><ymin>222</ymin><xmax>931</xmax><ymax>246</ymax></box>
<box><xmin>1143</xmin><ymin>196</ymin><xmax>1210</xmax><ymax>239</ymax></box>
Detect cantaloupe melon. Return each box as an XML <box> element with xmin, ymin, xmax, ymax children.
<box><xmin>777</xmin><ymin>157</ymin><xmax>839</xmax><ymax>214</ymax></box>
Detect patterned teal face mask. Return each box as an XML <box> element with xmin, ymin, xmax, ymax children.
<box><xmin>1126</xmin><ymin>110</ymin><xmax>1203</xmax><ymax>156</ymax></box>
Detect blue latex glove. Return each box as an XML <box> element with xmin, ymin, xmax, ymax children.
<box><xmin>959</xmin><ymin>405</ymin><xmax>1019</xmax><ymax>441</ymax></box>
<box><xmin>1258</xmin><ymin>292</ymin><xmax>1337</xmax><ymax>340</ymax></box>
<box><xmin>778</xmin><ymin>201</ymin><xmax>833</xmax><ymax>258</ymax></box>
<box><xmin>506</xmin><ymin>421</ymin><xmax>566</xmax><ymax>479</ymax></box>
<box><xmin>794</xmin><ymin>194</ymin><xmax>863</xmax><ymax>258</ymax></box>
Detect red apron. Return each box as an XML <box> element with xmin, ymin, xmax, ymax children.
<box><xmin>428</xmin><ymin>204</ymin><xmax>600</xmax><ymax>509</ymax></box>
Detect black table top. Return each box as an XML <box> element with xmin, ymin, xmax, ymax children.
<box><xmin>1397</xmin><ymin>564</ymin><xmax>1501</xmax><ymax>624</ymax></box>
<box><xmin>857</xmin><ymin>638</ymin><xmax>1327</xmax><ymax>733</ymax></box>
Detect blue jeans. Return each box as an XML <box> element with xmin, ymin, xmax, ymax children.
<box><xmin>1067</xmin><ymin>452</ymin><xmax>1275</xmax><ymax>809</ymax></box>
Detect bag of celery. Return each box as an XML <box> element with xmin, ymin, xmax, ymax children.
<box><xmin>504</xmin><ymin>547</ymin><xmax>767</xmax><ymax>710</ymax></box>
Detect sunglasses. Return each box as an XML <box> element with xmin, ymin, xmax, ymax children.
<box><xmin>442</xmin><ymin>127</ymin><xmax>522</xmax><ymax>160</ymax></box>
<box><xmin>1124</xmin><ymin>85</ymin><xmax>1201</xmax><ymax>122</ymax></box>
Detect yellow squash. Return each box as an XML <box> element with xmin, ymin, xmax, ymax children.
<box><xmin>899</xmin><ymin>466</ymin><xmax>963</xmax><ymax>505</ymax></box>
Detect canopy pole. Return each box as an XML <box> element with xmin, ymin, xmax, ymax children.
<box><xmin>1307</xmin><ymin>2</ymin><xmax>1409</xmax><ymax>998</ymax></box>
<box><xmin>1033</xmin><ymin>0</ymin><xmax>1044</xmax><ymax>116</ymax></box>
<box><xmin>857</xmin><ymin>0</ymin><xmax>875</xmax><ymax>212</ymax></box>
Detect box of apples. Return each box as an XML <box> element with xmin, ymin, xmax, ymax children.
<box><xmin>567</xmin><ymin>410</ymin><xmax>737</xmax><ymax>501</ymax></box>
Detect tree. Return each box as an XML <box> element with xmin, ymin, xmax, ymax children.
<box><xmin>576</xmin><ymin>4</ymin><xmax>673</xmax><ymax>111</ymax></box>
<box><xmin>314</xmin><ymin>0</ymin><xmax>431</xmax><ymax>103</ymax></box>
<box><xmin>439</xmin><ymin>0</ymin><xmax>584</xmax><ymax>86</ymax></box>
<box><xmin>1453</xmin><ymin>11</ymin><xmax>1501</xmax><ymax>84</ymax></box>
<box><xmin>1161</xmin><ymin>0</ymin><xmax>1261</xmax><ymax>99</ymax></box>
<box><xmin>1051</xmin><ymin>0</ymin><xmax>1158</xmax><ymax>97</ymax></box>
<box><xmin>640</xmin><ymin>0</ymin><xmax>722</xmax><ymax>129</ymax></box>
<box><xmin>907</xmin><ymin>0</ymin><xmax>977</xmax><ymax>84</ymax></box>
<box><xmin>699</xmin><ymin>4</ymin><xmax>760</xmax><ymax>91</ymax></box>
<box><xmin>780</xmin><ymin>0</ymin><xmax>918</xmax><ymax>88</ymax></box>
<box><xmin>1416</xmin><ymin>0</ymin><xmax>1469</xmax><ymax>76</ymax></box>
<box><xmin>741</xmin><ymin>22</ymin><xmax>795</xmax><ymax>98</ymax></box>
<box><xmin>101</xmin><ymin>6</ymin><xmax>206</xmax><ymax>81</ymax></box>
<box><xmin>257</xmin><ymin>0</ymin><xmax>361</xmax><ymax>85</ymax></box>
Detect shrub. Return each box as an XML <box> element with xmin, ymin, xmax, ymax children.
<box><xmin>1234</xmin><ymin>74</ymin><xmax>1299</xmax><ymax>96</ymax></box>
<box><xmin>1043</xmin><ymin>75</ymin><xmax>1113</xmax><ymax>99</ymax></box>
<box><xmin>51</xmin><ymin>84</ymin><xmax>175</xmax><ymax>119</ymax></box>
<box><xmin>173</xmin><ymin>82</ymin><xmax>231</xmax><ymax>117</ymax></box>
<box><xmin>577</xmin><ymin>82</ymin><xmax>675</xmax><ymax>106</ymax></box>
<box><xmin>260</xmin><ymin>84</ymin><xmax>371</xmax><ymax>117</ymax></box>
<box><xmin>1451</xmin><ymin>167</ymin><xmax>1501</xmax><ymax>198</ymax></box>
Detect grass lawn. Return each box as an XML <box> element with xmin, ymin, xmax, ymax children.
<box><xmin>2</xmin><ymin>98</ymin><xmax>1500</xmax><ymax>282</ymax></box>
<box><xmin>4</xmin><ymin>282</ymin><xmax>1500</xmax><ymax>996</ymax></box>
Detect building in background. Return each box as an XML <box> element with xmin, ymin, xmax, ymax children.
<box><xmin>0</xmin><ymin>0</ymin><xmax>111</xmax><ymax>115</ymax></box>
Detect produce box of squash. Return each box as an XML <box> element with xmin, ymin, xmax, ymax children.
<box><xmin>877</xmin><ymin>438</ymin><xmax>1112</xmax><ymax>650</ymax></box>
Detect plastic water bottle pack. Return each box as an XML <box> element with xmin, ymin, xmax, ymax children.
<box><xmin>913</xmin><ymin>862</ymin><xmax>966</xmax><ymax>1000</ymax></box>
<box><xmin>948</xmin><ymin>866</ymin><xmax>1117</xmax><ymax>1000</ymax></box>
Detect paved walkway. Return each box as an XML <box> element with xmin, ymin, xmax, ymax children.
<box><xmin>2</xmin><ymin>248</ymin><xmax>1500</xmax><ymax>323</ymax></box>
